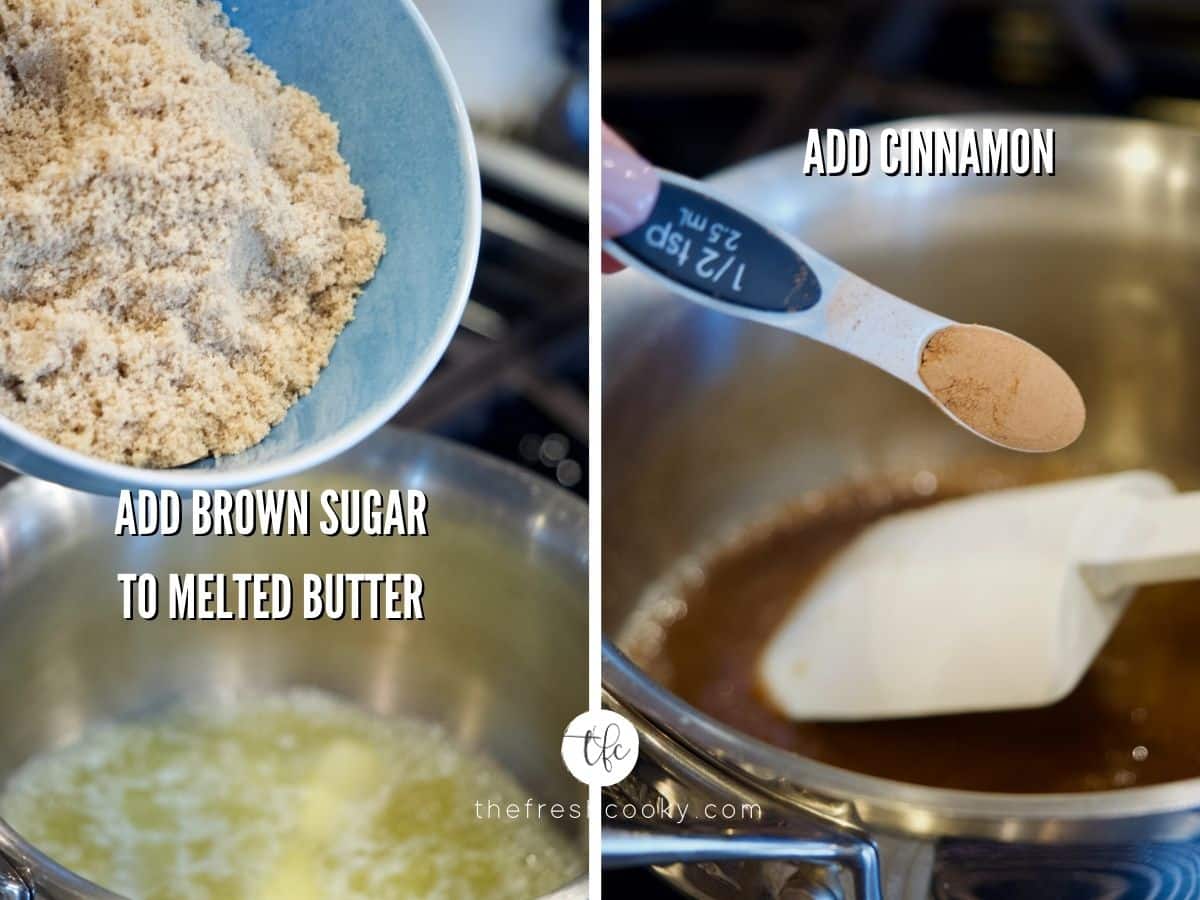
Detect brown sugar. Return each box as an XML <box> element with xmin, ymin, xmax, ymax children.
<box><xmin>918</xmin><ymin>324</ymin><xmax>1085</xmax><ymax>453</ymax></box>
<box><xmin>0</xmin><ymin>0</ymin><xmax>385</xmax><ymax>467</ymax></box>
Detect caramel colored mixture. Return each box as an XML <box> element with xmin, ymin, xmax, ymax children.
<box><xmin>630</xmin><ymin>476</ymin><xmax>1200</xmax><ymax>793</ymax></box>
<box><xmin>0</xmin><ymin>1</ymin><xmax>385</xmax><ymax>466</ymax></box>
<box><xmin>919</xmin><ymin>325</ymin><xmax>1085</xmax><ymax>453</ymax></box>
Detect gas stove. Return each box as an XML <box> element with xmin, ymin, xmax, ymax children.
<box><xmin>390</xmin><ymin>137</ymin><xmax>589</xmax><ymax>498</ymax></box>
<box><xmin>604</xmin><ymin>0</ymin><xmax>1200</xmax><ymax>178</ymax></box>
<box><xmin>395</xmin><ymin>0</ymin><xmax>590</xmax><ymax>498</ymax></box>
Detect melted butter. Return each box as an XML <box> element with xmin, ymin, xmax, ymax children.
<box><xmin>0</xmin><ymin>690</ymin><xmax>582</xmax><ymax>900</ymax></box>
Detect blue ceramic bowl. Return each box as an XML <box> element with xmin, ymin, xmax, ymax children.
<box><xmin>0</xmin><ymin>0</ymin><xmax>480</xmax><ymax>495</ymax></box>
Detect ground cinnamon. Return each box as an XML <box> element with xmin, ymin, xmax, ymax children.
<box><xmin>918</xmin><ymin>324</ymin><xmax>1085</xmax><ymax>453</ymax></box>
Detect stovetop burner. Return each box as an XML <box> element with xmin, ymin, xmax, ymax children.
<box><xmin>390</xmin><ymin>139</ymin><xmax>589</xmax><ymax>498</ymax></box>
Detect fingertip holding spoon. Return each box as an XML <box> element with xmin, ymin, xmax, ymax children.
<box><xmin>605</xmin><ymin>169</ymin><xmax>1086</xmax><ymax>454</ymax></box>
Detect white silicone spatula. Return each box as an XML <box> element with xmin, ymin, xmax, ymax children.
<box><xmin>605</xmin><ymin>169</ymin><xmax>1085</xmax><ymax>453</ymax></box>
<box><xmin>759</xmin><ymin>471</ymin><xmax>1200</xmax><ymax>721</ymax></box>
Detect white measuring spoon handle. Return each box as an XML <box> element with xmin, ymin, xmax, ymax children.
<box><xmin>603</xmin><ymin>168</ymin><xmax>954</xmax><ymax>391</ymax></box>
<box><xmin>1081</xmin><ymin>491</ymin><xmax>1200</xmax><ymax>594</ymax></box>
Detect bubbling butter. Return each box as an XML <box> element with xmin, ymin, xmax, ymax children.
<box><xmin>0</xmin><ymin>690</ymin><xmax>582</xmax><ymax>900</ymax></box>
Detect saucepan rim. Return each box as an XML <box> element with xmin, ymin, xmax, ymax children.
<box><xmin>604</xmin><ymin>642</ymin><xmax>1200</xmax><ymax>842</ymax></box>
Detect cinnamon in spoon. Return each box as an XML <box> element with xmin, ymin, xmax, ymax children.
<box><xmin>919</xmin><ymin>324</ymin><xmax>1086</xmax><ymax>453</ymax></box>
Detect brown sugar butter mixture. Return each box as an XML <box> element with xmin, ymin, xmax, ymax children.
<box><xmin>630</xmin><ymin>474</ymin><xmax>1200</xmax><ymax>794</ymax></box>
<box><xmin>919</xmin><ymin>324</ymin><xmax>1086</xmax><ymax>453</ymax></box>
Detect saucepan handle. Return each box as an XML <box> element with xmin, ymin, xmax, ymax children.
<box><xmin>0</xmin><ymin>853</ymin><xmax>30</xmax><ymax>900</ymax></box>
<box><xmin>602</xmin><ymin>826</ymin><xmax>883</xmax><ymax>900</ymax></box>
<box><xmin>0</xmin><ymin>820</ymin><xmax>123</xmax><ymax>900</ymax></box>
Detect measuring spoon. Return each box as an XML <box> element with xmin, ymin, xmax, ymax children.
<box><xmin>604</xmin><ymin>169</ymin><xmax>1084</xmax><ymax>453</ymax></box>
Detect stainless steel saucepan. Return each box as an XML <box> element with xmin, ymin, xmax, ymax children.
<box><xmin>0</xmin><ymin>429</ymin><xmax>587</xmax><ymax>900</ymax></box>
<box><xmin>602</xmin><ymin>116</ymin><xmax>1200</xmax><ymax>899</ymax></box>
